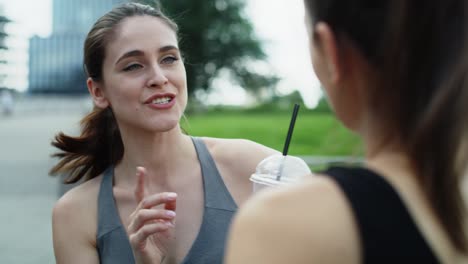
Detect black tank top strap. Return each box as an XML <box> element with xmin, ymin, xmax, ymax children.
<box><xmin>322</xmin><ymin>166</ymin><xmax>439</xmax><ymax>264</ymax></box>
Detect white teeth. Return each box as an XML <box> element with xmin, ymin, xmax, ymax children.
<box><xmin>152</xmin><ymin>97</ymin><xmax>171</xmax><ymax>104</ymax></box>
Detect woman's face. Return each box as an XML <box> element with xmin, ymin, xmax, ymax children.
<box><xmin>99</xmin><ymin>15</ymin><xmax>187</xmax><ymax>133</ymax></box>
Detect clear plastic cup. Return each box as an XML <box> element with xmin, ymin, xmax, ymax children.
<box><xmin>250</xmin><ymin>154</ymin><xmax>312</xmax><ymax>192</ymax></box>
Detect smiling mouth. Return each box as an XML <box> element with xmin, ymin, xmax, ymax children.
<box><xmin>151</xmin><ymin>96</ymin><xmax>173</xmax><ymax>105</ymax></box>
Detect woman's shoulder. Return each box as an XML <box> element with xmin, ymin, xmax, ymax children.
<box><xmin>199</xmin><ymin>137</ymin><xmax>278</xmax><ymax>168</ymax></box>
<box><xmin>236</xmin><ymin>175</ymin><xmax>358</xmax><ymax>239</ymax></box>
<box><xmin>52</xmin><ymin>175</ymin><xmax>103</xmax><ymax>262</ymax></box>
<box><xmin>54</xmin><ymin>175</ymin><xmax>102</xmax><ymax>214</ymax></box>
<box><xmin>226</xmin><ymin>175</ymin><xmax>361</xmax><ymax>263</ymax></box>
<box><xmin>52</xmin><ymin>175</ymin><xmax>103</xmax><ymax>241</ymax></box>
<box><xmin>200</xmin><ymin>137</ymin><xmax>276</xmax><ymax>151</ymax></box>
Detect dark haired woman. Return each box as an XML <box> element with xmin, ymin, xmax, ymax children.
<box><xmin>226</xmin><ymin>1</ymin><xmax>468</xmax><ymax>263</ymax></box>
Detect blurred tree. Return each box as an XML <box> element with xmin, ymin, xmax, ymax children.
<box><xmin>0</xmin><ymin>15</ymin><xmax>10</xmax><ymax>90</ymax></box>
<box><xmin>245</xmin><ymin>90</ymin><xmax>306</xmax><ymax>113</ymax></box>
<box><xmin>140</xmin><ymin>0</ymin><xmax>279</xmax><ymax>98</ymax></box>
<box><xmin>313</xmin><ymin>95</ymin><xmax>333</xmax><ymax>113</ymax></box>
<box><xmin>271</xmin><ymin>90</ymin><xmax>306</xmax><ymax>110</ymax></box>
<box><xmin>0</xmin><ymin>16</ymin><xmax>8</xmax><ymax>50</ymax></box>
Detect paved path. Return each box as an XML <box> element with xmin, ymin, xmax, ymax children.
<box><xmin>0</xmin><ymin>112</ymin><xmax>83</xmax><ymax>264</ymax></box>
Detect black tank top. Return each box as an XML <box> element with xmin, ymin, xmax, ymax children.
<box><xmin>323</xmin><ymin>166</ymin><xmax>440</xmax><ymax>263</ymax></box>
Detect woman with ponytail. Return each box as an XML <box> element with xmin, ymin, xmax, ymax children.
<box><xmin>50</xmin><ymin>2</ymin><xmax>277</xmax><ymax>263</ymax></box>
<box><xmin>226</xmin><ymin>0</ymin><xmax>468</xmax><ymax>263</ymax></box>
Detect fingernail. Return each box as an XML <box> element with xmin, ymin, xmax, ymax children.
<box><xmin>166</xmin><ymin>221</ymin><xmax>175</xmax><ymax>227</ymax></box>
<box><xmin>167</xmin><ymin>193</ymin><xmax>177</xmax><ymax>199</ymax></box>
<box><xmin>136</xmin><ymin>167</ymin><xmax>143</xmax><ymax>175</ymax></box>
<box><xmin>166</xmin><ymin>210</ymin><xmax>176</xmax><ymax>217</ymax></box>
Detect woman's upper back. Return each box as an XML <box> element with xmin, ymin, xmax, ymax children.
<box><xmin>226</xmin><ymin>165</ymin><xmax>467</xmax><ymax>264</ymax></box>
<box><xmin>322</xmin><ymin>166</ymin><xmax>440</xmax><ymax>263</ymax></box>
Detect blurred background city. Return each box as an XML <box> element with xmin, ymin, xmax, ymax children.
<box><xmin>0</xmin><ymin>0</ymin><xmax>361</xmax><ymax>263</ymax></box>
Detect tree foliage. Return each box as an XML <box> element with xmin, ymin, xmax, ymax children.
<box><xmin>313</xmin><ymin>95</ymin><xmax>332</xmax><ymax>113</ymax></box>
<box><xmin>140</xmin><ymin>0</ymin><xmax>279</xmax><ymax>97</ymax></box>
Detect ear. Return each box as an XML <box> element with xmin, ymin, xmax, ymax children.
<box><xmin>87</xmin><ymin>77</ymin><xmax>109</xmax><ymax>109</ymax></box>
<box><xmin>313</xmin><ymin>22</ymin><xmax>342</xmax><ymax>84</ymax></box>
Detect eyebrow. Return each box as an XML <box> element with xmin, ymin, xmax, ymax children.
<box><xmin>115</xmin><ymin>45</ymin><xmax>180</xmax><ymax>65</ymax></box>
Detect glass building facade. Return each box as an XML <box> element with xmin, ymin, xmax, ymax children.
<box><xmin>28</xmin><ymin>0</ymin><xmax>124</xmax><ymax>93</ymax></box>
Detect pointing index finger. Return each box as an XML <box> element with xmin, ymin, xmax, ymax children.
<box><xmin>134</xmin><ymin>166</ymin><xmax>146</xmax><ymax>204</ymax></box>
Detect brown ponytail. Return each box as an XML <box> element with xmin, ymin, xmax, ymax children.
<box><xmin>305</xmin><ymin>0</ymin><xmax>468</xmax><ymax>252</ymax></box>
<box><xmin>408</xmin><ymin>56</ymin><xmax>468</xmax><ymax>253</ymax></box>
<box><xmin>49</xmin><ymin>2</ymin><xmax>179</xmax><ymax>183</ymax></box>
<box><xmin>50</xmin><ymin>107</ymin><xmax>123</xmax><ymax>183</ymax></box>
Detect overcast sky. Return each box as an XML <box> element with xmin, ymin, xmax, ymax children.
<box><xmin>0</xmin><ymin>0</ymin><xmax>321</xmax><ymax>107</ymax></box>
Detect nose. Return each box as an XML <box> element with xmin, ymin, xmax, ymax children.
<box><xmin>146</xmin><ymin>64</ymin><xmax>168</xmax><ymax>88</ymax></box>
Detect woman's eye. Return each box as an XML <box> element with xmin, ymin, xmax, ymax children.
<box><xmin>123</xmin><ymin>64</ymin><xmax>143</xmax><ymax>72</ymax></box>
<box><xmin>161</xmin><ymin>56</ymin><xmax>178</xmax><ymax>64</ymax></box>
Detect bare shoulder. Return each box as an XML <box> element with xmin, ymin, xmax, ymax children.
<box><xmin>201</xmin><ymin>137</ymin><xmax>279</xmax><ymax>175</ymax></box>
<box><xmin>52</xmin><ymin>175</ymin><xmax>102</xmax><ymax>259</ymax></box>
<box><xmin>199</xmin><ymin>137</ymin><xmax>279</xmax><ymax>205</ymax></box>
<box><xmin>53</xmin><ymin>175</ymin><xmax>101</xmax><ymax>223</ymax></box>
<box><xmin>225</xmin><ymin>175</ymin><xmax>361</xmax><ymax>264</ymax></box>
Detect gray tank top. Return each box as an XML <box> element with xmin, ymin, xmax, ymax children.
<box><xmin>96</xmin><ymin>137</ymin><xmax>238</xmax><ymax>263</ymax></box>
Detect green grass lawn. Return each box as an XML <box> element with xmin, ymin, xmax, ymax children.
<box><xmin>182</xmin><ymin>110</ymin><xmax>363</xmax><ymax>156</ymax></box>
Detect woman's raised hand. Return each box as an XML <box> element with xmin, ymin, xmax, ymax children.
<box><xmin>128</xmin><ymin>167</ymin><xmax>177</xmax><ymax>263</ymax></box>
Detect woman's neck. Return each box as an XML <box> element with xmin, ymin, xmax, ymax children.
<box><xmin>360</xmin><ymin>118</ymin><xmax>417</xmax><ymax>184</ymax></box>
<box><xmin>365</xmin><ymin>149</ymin><xmax>414</xmax><ymax>181</ymax></box>
<box><xmin>114</xmin><ymin>125</ymin><xmax>196</xmax><ymax>188</ymax></box>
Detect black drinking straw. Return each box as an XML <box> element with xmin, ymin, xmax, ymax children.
<box><xmin>282</xmin><ymin>103</ymin><xmax>300</xmax><ymax>156</ymax></box>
